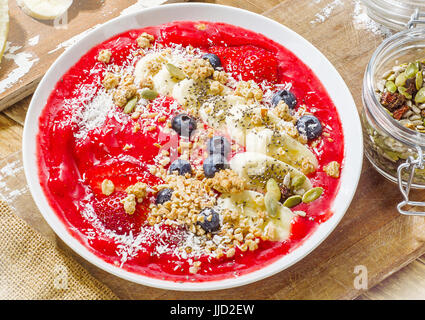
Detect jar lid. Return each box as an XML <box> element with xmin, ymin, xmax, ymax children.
<box><xmin>362</xmin><ymin>0</ymin><xmax>425</xmax><ymax>31</ymax></box>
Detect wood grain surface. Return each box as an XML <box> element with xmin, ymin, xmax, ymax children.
<box><xmin>1</xmin><ymin>0</ymin><xmax>425</xmax><ymax>299</ymax></box>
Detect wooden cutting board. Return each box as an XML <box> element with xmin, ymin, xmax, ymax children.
<box><xmin>0</xmin><ymin>0</ymin><xmax>185</xmax><ymax>110</ymax></box>
<box><xmin>2</xmin><ymin>0</ymin><xmax>425</xmax><ymax>300</ymax></box>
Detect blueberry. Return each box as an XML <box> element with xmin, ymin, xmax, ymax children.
<box><xmin>169</xmin><ymin>159</ymin><xmax>192</xmax><ymax>176</ymax></box>
<box><xmin>155</xmin><ymin>188</ymin><xmax>173</xmax><ymax>205</ymax></box>
<box><xmin>207</xmin><ymin>136</ymin><xmax>231</xmax><ymax>157</ymax></box>
<box><xmin>198</xmin><ymin>208</ymin><xmax>220</xmax><ymax>233</ymax></box>
<box><xmin>296</xmin><ymin>115</ymin><xmax>322</xmax><ymax>140</ymax></box>
<box><xmin>271</xmin><ymin>90</ymin><xmax>297</xmax><ymax>109</ymax></box>
<box><xmin>171</xmin><ymin>114</ymin><xmax>197</xmax><ymax>138</ymax></box>
<box><xmin>202</xmin><ymin>53</ymin><xmax>222</xmax><ymax>69</ymax></box>
<box><xmin>203</xmin><ymin>154</ymin><xmax>229</xmax><ymax>178</ymax></box>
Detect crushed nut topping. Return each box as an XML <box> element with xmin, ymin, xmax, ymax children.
<box><xmin>323</xmin><ymin>161</ymin><xmax>340</xmax><ymax>178</ymax></box>
<box><xmin>101</xmin><ymin>179</ymin><xmax>115</xmax><ymax>196</ymax></box>
<box><xmin>121</xmin><ymin>194</ymin><xmax>137</xmax><ymax>215</ymax></box>
<box><xmin>113</xmin><ymin>75</ymin><xmax>138</xmax><ymax>107</ymax></box>
<box><xmin>183</xmin><ymin>58</ymin><xmax>214</xmax><ymax>81</ymax></box>
<box><xmin>209</xmin><ymin>80</ymin><xmax>225</xmax><ymax>95</ymax></box>
<box><xmin>213</xmin><ymin>70</ymin><xmax>228</xmax><ymax>84</ymax></box>
<box><xmin>137</xmin><ymin>32</ymin><xmax>155</xmax><ymax>49</ymax></box>
<box><xmin>207</xmin><ymin>169</ymin><xmax>246</xmax><ymax>194</ymax></box>
<box><xmin>102</xmin><ymin>72</ymin><xmax>120</xmax><ymax>90</ymax></box>
<box><xmin>235</xmin><ymin>80</ymin><xmax>263</xmax><ymax>100</ymax></box>
<box><xmin>125</xmin><ymin>182</ymin><xmax>148</xmax><ymax>200</ymax></box>
<box><xmin>97</xmin><ymin>49</ymin><xmax>112</xmax><ymax>63</ymax></box>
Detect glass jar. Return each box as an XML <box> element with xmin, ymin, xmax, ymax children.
<box><xmin>361</xmin><ymin>0</ymin><xmax>425</xmax><ymax>31</ymax></box>
<box><xmin>362</xmin><ymin>12</ymin><xmax>425</xmax><ymax>215</ymax></box>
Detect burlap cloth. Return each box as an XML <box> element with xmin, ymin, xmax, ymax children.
<box><xmin>0</xmin><ymin>201</ymin><xmax>118</xmax><ymax>300</ymax></box>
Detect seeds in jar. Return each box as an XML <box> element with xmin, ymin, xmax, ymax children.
<box><xmin>378</xmin><ymin>60</ymin><xmax>425</xmax><ymax>132</ymax></box>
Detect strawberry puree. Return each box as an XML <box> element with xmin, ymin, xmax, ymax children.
<box><xmin>37</xmin><ymin>21</ymin><xmax>344</xmax><ymax>282</ymax></box>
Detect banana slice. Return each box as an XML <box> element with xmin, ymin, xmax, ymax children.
<box><xmin>153</xmin><ymin>65</ymin><xmax>179</xmax><ymax>96</ymax></box>
<box><xmin>0</xmin><ymin>0</ymin><xmax>8</xmax><ymax>64</ymax></box>
<box><xmin>230</xmin><ymin>152</ymin><xmax>312</xmax><ymax>193</ymax></box>
<box><xmin>224</xmin><ymin>103</ymin><xmax>260</xmax><ymax>145</ymax></box>
<box><xmin>17</xmin><ymin>0</ymin><xmax>73</xmax><ymax>20</ymax></box>
<box><xmin>134</xmin><ymin>52</ymin><xmax>168</xmax><ymax>86</ymax></box>
<box><xmin>246</xmin><ymin>127</ymin><xmax>318</xmax><ymax>171</ymax></box>
<box><xmin>218</xmin><ymin>190</ymin><xmax>294</xmax><ymax>241</ymax></box>
<box><xmin>172</xmin><ymin>78</ymin><xmax>196</xmax><ymax>106</ymax></box>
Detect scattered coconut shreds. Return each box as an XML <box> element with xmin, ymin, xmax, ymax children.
<box><xmin>352</xmin><ymin>0</ymin><xmax>393</xmax><ymax>38</ymax></box>
<box><xmin>310</xmin><ymin>0</ymin><xmax>343</xmax><ymax>24</ymax></box>
<box><xmin>0</xmin><ymin>42</ymin><xmax>39</xmax><ymax>94</ymax></box>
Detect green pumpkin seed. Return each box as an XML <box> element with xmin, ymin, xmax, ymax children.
<box><xmin>265</xmin><ymin>192</ymin><xmax>279</xmax><ymax>217</ymax></box>
<box><xmin>266</xmin><ymin>178</ymin><xmax>281</xmax><ymax>201</ymax></box>
<box><xmin>385</xmin><ymin>80</ymin><xmax>397</xmax><ymax>93</ymax></box>
<box><xmin>416</xmin><ymin>71</ymin><xmax>423</xmax><ymax>90</ymax></box>
<box><xmin>302</xmin><ymin>187</ymin><xmax>323</xmax><ymax>203</ymax></box>
<box><xmin>398</xmin><ymin>86</ymin><xmax>412</xmax><ymax>99</ymax></box>
<box><xmin>405</xmin><ymin>62</ymin><xmax>419</xmax><ymax>78</ymax></box>
<box><xmin>415</xmin><ymin>87</ymin><xmax>425</xmax><ymax>104</ymax></box>
<box><xmin>166</xmin><ymin>63</ymin><xmax>186</xmax><ymax>80</ymax></box>
<box><xmin>384</xmin><ymin>108</ymin><xmax>393</xmax><ymax>117</ymax></box>
<box><xmin>395</xmin><ymin>73</ymin><xmax>407</xmax><ymax>87</ymax></box>
<box><xmin>123</xmin><ymin>97</ymin><xmax>138</xmax><ymax>114</ymax></box>
<box><xmin>283</xmin><ymin>195</ymin><xmax>302</xmax><ymax>208</ymax></box>
<box><xmin>291</xmin><ymin>175</ymin><xmax>306</xmax><ymax>188</ymax></box>
<box><xmin>387</xmin><ymin>74</ymin><xmax>396</xmax><ymax>81</ymax></box>
<box><xmin>141</xmin><ymin>88</ymin><xmax>158</xmax><ymax>100</ymax></box>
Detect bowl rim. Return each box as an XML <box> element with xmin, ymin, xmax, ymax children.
<box><xmin>22</xmin><ymin>2</ymin><xmax>363</xmax><ymax>291</ymax></box>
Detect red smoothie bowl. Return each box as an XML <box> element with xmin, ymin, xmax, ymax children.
<box><xmin>23</xmin><ymin>3</ymin><xmax>363</xmax><ymax>291</ymax></box>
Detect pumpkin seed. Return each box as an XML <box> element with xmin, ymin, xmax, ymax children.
<box><xmin>141</xmin><ymin>88</ymin><xmax>158</xmax><ymax>100</ymax></box>
<box><xmin>266</xmin><ymin>178</ymin><xmax>281</xmax><ymax>201</ymax></box>
<box><xmin>123</xmin><ymin>97</ymin><xmax>138</xmax><ymax>114</ymax></box>
<box><xmin>395</xmin><ymin>73</ymin><xmax>407</xmax><ymax>87</ymax></box>
<box><xmin>166</xmin><ymin>63</ymin><xmax>186</xmax><ymax>80</ymax></box>
<box><xmin>387</xmin><ymin>74</ymin><xmax>396</xmax><ymax>81</ymax></box>
<box><xmin>291</xmin><ymin>175</ymin><xmax>306</xmax><ymax>188</ymax></box>
<box><xmin>283</xmin><ymin>195</ymin><xmax>302</xmax><ymax>208</ymax></box>
<box><xmin>302</xmin><ymin>187</ymin><xmax>323</xmax><ymax>203</ymax></box>
<box><xmin>415</xmin><ymin>87</ymin><xmax>425</xmax><ymax>104</ymax></box>
<box><xmin>416</xmin><ymin>71</ymin><xmax>423</xmax><ymax>90</ymax></box>
<box><xmin>398</xmin><ymin>86</ymin><xmax>412</xmax><ymax>99</ymax></box>
<box><xmin>265</xmin><ymin>192</ymin><xmax>279</xmax><ymax>217</ymax></box>
<box><xmin>385</xmin><ymin>80</ymin><xmax>397</xmax><ymax>93</ymax></box>
<box><xmin>405</xmin><ymin>62</ymin><xmax>419</xmax><ymax>78</ymax></box>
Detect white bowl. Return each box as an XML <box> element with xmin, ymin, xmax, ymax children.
<box><xmin>23</xmin><ymin>3</ymin><xmax>363</xmax><ymax>291</ymax></box>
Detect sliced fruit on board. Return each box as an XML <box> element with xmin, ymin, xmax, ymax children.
<box><xmin>229</xmin><ymin>151</ymin><xmax>312</xmax><ymax>193</ymax></box>
<box><xmin>0</xmin><ymin>0</ymin><xmax>9</xmax><ymax>64</ymax></box>
<box><xmin>246</xmin><ymin>127</ymin><xmax>318</xmax><ymax>171</ymax></box>
<box><xmin>218</xmin><ymin>190</ymin><xmax>294</xmax><ymax>241</ymax></box>
<box><xmin>17</xmin><ymin>0</ymin><xmax>73</xmax><ymax>20</ymax></box>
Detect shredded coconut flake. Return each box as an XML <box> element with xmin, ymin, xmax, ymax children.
<box><xmin>0</xmin><ymin>42</ymin><xmax>39</xmax><ymax>94</ymax></box>
<box><xmin>310</xmin><ymin>0</ymin><xmax>343</xmax><ymax>24</ymax></box>
<box><xmin>352</xmin><ymin>0</ymin><xmax>393</xmax><ymax>38</ymax></box>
